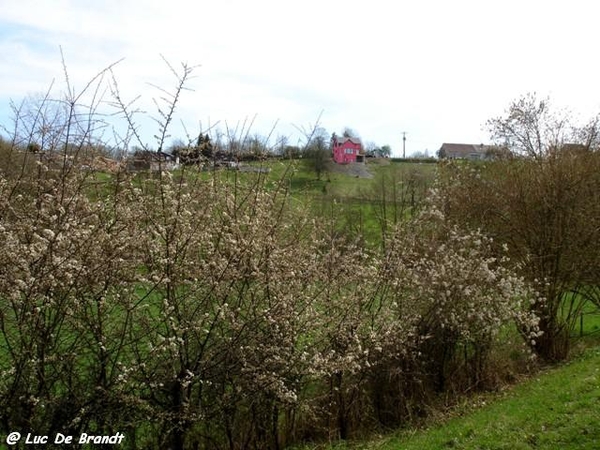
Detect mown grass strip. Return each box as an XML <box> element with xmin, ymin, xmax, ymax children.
<box><xmin>324</xmin><ymin>347</ymin><xmax>600</xmax><ymax>450</ymax></box>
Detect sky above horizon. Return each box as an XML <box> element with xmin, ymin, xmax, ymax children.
<box><xmin>1</xmin><ymin>0</ymin><xmax>599</xmax><ymax>157</ymax></box>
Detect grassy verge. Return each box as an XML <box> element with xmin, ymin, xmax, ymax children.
<box><xmin>321</xmin><ymin>347</ymin><xmax>600</xmax><ymax>450</ymax></box>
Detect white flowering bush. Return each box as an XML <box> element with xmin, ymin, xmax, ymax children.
<box><xmin>0</xmin><ymin>66</ymin><xmax>544</xmax><ymax>449</ymax></box>
<box><xmin>0</xmin><ymin>166</ymin><xmax>145</xmax><ymax>435</ymax></box>
<box><xmin>0</xmin><ymin>156</ymin><xmax>543</xmax><ymax>449</ymax></box>
<box><xmin>394</xmin><ymin>202</ymin><xmax>539</xmax><ymax>386</ymax></box>
<box><xmin>435</xmin><ymin>152</ymin><xmax>600</xmax><ymax>361</ymax></box>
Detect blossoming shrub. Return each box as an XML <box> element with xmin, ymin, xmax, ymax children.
<box><xmin>0</xmin><ymin>167</ymin><xmax>144</xmax><ymax>436</ymax></box>
<box><xmin>435</xmin><ymin>154</ymin><xmax>600</xmax><ymax>361</ymax></box>
<box><xmin>123</xmin><ymin>173</ymin><xmax>335</xmax><ymax>449</ymax></box>
<box><xmin>365</xmin><ymin>199</ymin><xmax>541</xmax><ymax>426</ymax></box>
<box><xmin>0</xmin><ymin>155</ymin><xmax>542</xmax><ymax>448</ymax></box>
<box><xmin>0</xmin><ymin>69</ymin><xmax>542</xmax><ymax>447</ymax></box>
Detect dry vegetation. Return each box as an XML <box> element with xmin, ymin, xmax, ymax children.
<box><xmin>0</xmin><ymin>64</ymin><xmax>598</xmax><ymax>450</ymax></box>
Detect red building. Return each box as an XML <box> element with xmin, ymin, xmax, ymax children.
<box><xmin>331</xmin><ymin>135</ymin><xmax>364</xmax><ymax>164</ymax></box>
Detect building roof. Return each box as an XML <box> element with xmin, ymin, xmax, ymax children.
<box><xmin>439</xmin><ymin>143</ymin><xmax>486</xmax><ymax>157</ymax></box>
<box><xmin>333</xmin><ymin>136</ymin><xmax>362</xmax><ymax>145</ymax></box>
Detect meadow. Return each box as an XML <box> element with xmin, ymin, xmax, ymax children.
<box><xmin>319</xmin><ymin>346</ymin><xmax>600</xmax><ymax>450</ymax></box>
<box><xmin>1</xmin><ymin>67</ymin><xmax>599</xmax><ymax>449</ymax></box>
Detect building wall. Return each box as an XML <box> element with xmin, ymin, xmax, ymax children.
<box><xmin>333</xmin><ymin>141</ymin><xmax>361</xmax><ymax>164</ymax></box>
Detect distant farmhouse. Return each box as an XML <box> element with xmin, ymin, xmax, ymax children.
<box><xmin>438</xmin><ymin>143</ymin><xmax>500</xmax><ymax>160</ymax></box>
<box><xmin>331</xmin><ymin>134</ymin><xmax>365</xmax><ymax>164</ymax></box>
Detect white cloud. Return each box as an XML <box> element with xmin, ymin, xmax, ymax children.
<box><xmin>1</xmin><ymin>0</ymin><xmax>600</xmax><ymax>156</ymax></box>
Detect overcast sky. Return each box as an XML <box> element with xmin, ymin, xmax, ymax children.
<box><xmin>1</xmin><ymin>0</ymin><xmax>599</xmax><ymax>157</ymax></box>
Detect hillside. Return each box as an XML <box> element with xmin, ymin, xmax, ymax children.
<box><xmin>321</xmin><ymin>346</ymin><xmax>600</xmax><ymax>450</ymax></box>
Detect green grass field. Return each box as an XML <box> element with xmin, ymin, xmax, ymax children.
<box><xmin>209</xmin><ymin>158</ymin><xmax>437</xmax><ymax>244</ymax></box>
<box><xmin>315</xmin><ymin>347</ymin><xmax>600</xmax><ymax>450</ymax></box>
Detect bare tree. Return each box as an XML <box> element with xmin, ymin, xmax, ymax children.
<box><xmin>437</xmin><ymin>95</ymin><xmax>600</xmax><ymax>360</ymax></box>
<box><xmin>304</xmin><ymin>127</ymin><xmax>330</xmax><ymax>180</ymax></box>
<box><xmin>487</xmin><ymin>93</ymin><xmax>578</xmax><ymax>159</ymax></box>
<box><xmin>294</xmin><ymin>112</ymin><xmax>331</xmax><ymax>180</ymax></box>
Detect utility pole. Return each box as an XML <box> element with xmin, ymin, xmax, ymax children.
<box><xmin>402</xmin><ymin>131</ymin><xmax>407</xmax><ymax>159</ymax></box>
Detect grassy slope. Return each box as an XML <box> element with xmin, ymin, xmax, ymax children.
<box><xmin>322</xmin><ymin>347</ymin><xmax>600</xmax><ymax>450</ymax></box>
<box><xmin>266</xmin><ymin>158</ymin><xmax>437</xmax><ymax>243</ymax></box>
<box><xmin>258</xmin><ymin>158</ymin><xmax>436</xmax><ymax>196</ymax></box>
